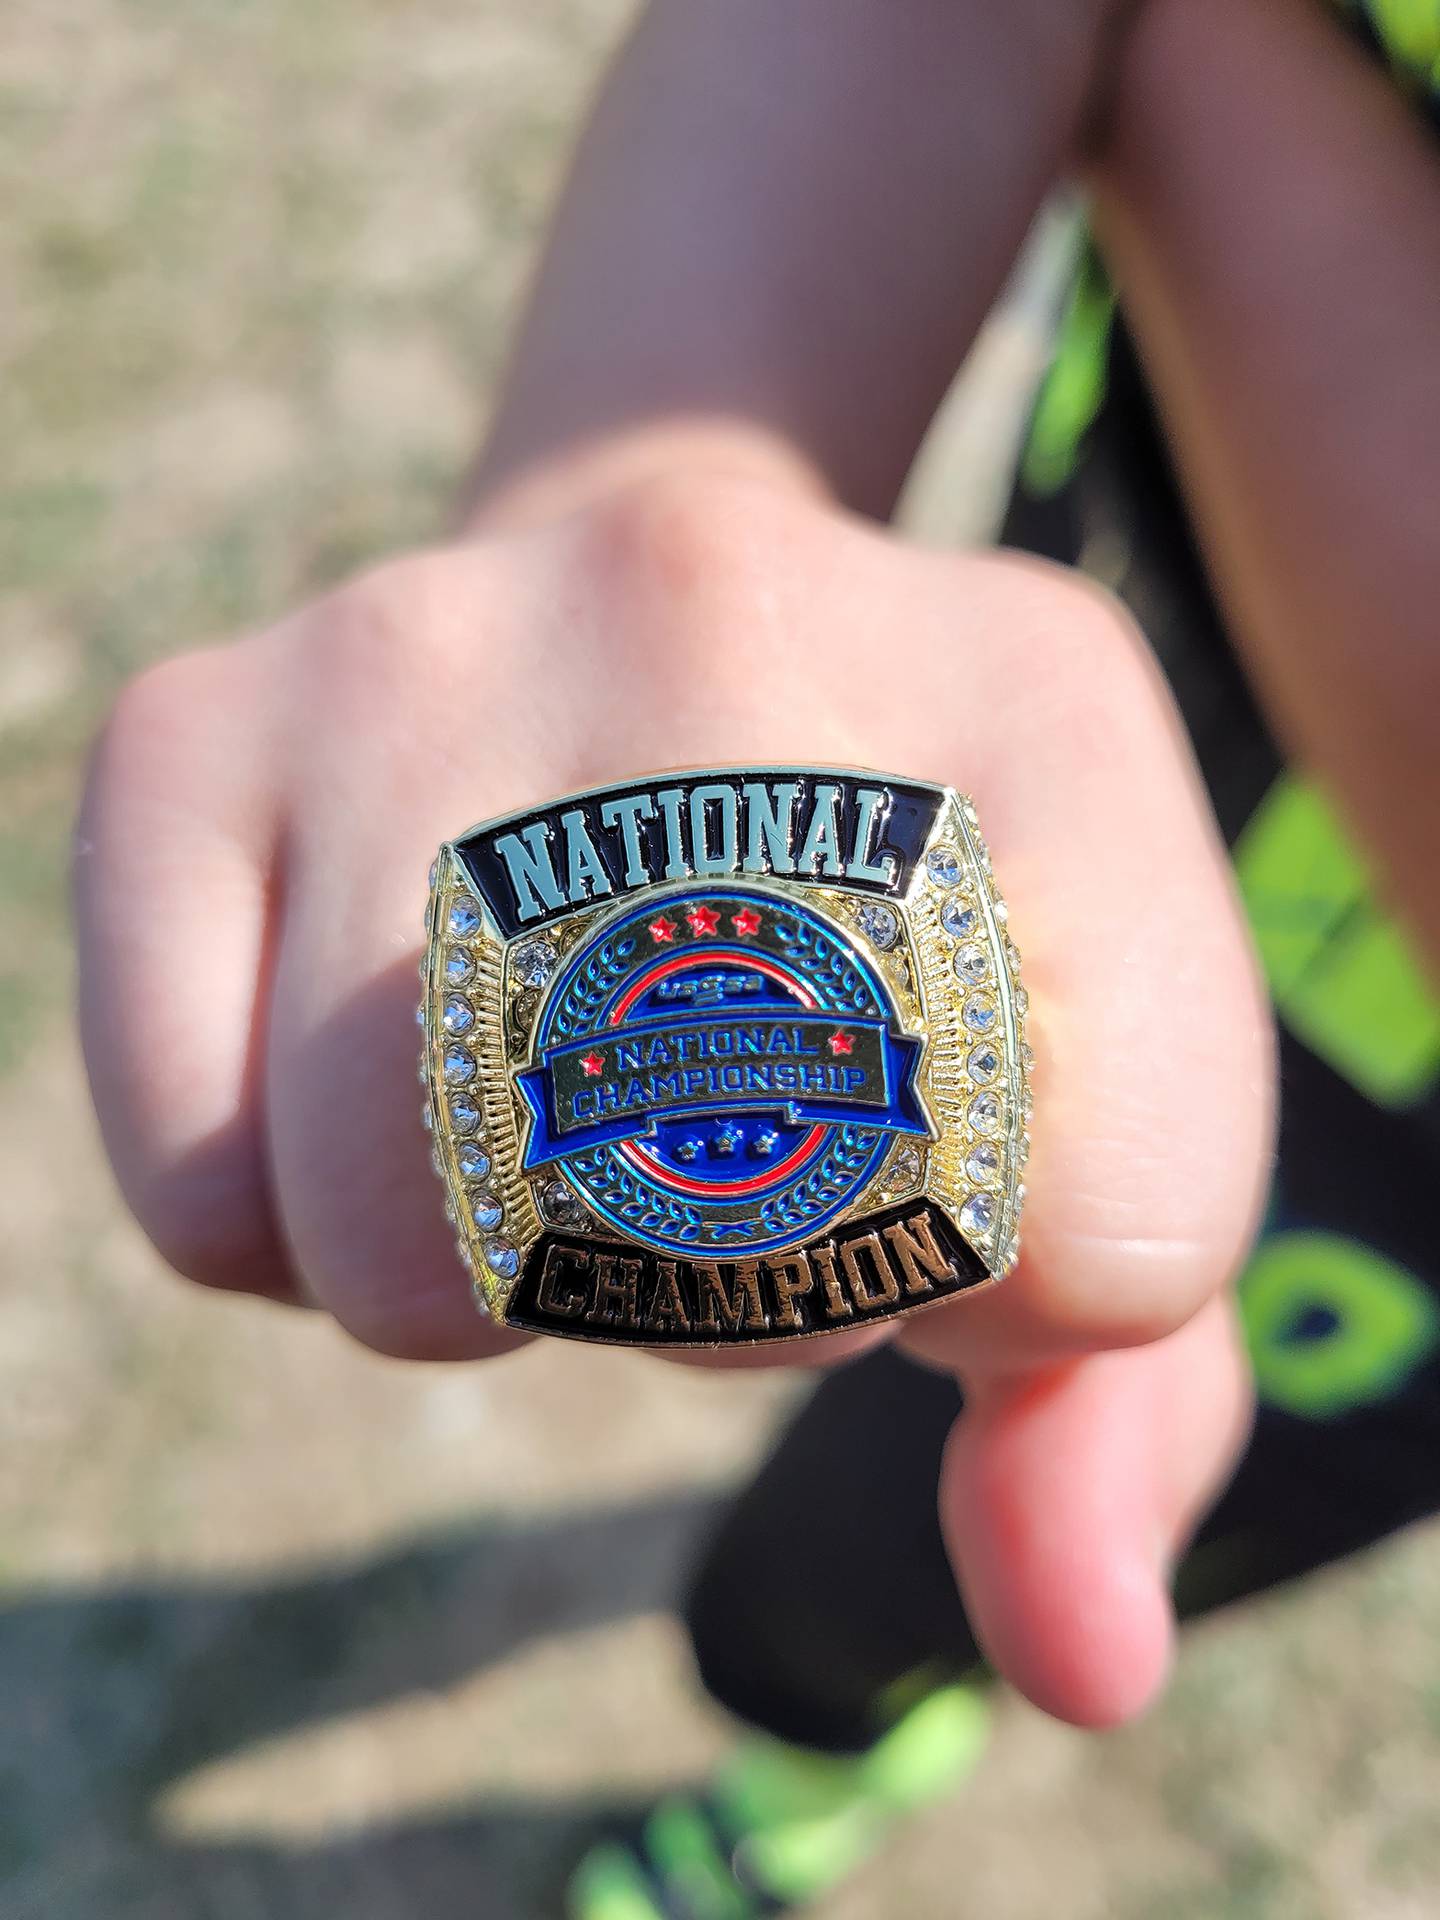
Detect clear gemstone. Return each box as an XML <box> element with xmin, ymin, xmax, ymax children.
<box><xmin>992</xmin><ymin>898</ymin><xmax>1009</xmax><ymax>924</ymax></box>
<box><xmin>414</xmin><ymin>1002</ymin><xmax>426</xmax><ymax>1028</ymax></box>
<box><xmin>969</xmin><ymin>1091</ymin><xmax>1003</xmax><ymax>1134</ymax></box>
<box><xmin>952</xmin><ymin>943</ymin><xmax>991</xmax><ymax>986</ymax></box>
<box><xmin>420</xmin><ymin>1103</ymin><xmax>434</xmax><ymax>1132</ymax></box>
<box><xmin>1021</xmin><ymin>1043</ymin><xmax>1036</xmax><ymax>1070</ymax></box>
<box><xmin>428</xmin><ymin>859</ymin><xmax>439</xmax><ymax>888</ymax></box>
<box><xmin>442</xmin><ymin>995</ymin><xmax>475</xmax><ymax>1036</ymax></box>
<box><xmin>1022</xmin><ymin>1087</ymin><xmax>1035</xmax><ymax>1118</ymax></box>
<box><xmin>1015</xmin><ymin>1183</ymin><xmax>1029</xmax><ymax>1209</ymax></box>
<box><xmin>512</xmin><ymin>939</ymin><xmax>558</xmax><ymax>990</ymax></box>
<box><xmin>966</xmin><ymin>1141</ymin><xmax>1001</xmax><ymax>1184</ymax></box>
<box><xmin>961</xmin><ymin>799</ymin><xmax>980</xmax><ymax>827</ymax></box>
<box><xmin>443</xmin><ymin>1045</ymin><xmax>476</xmax><ymax>1086</ymax></box>
<box><xmin>889</xmin><ymin>1144</ymin><xmax>922</xmax><ymax>1186</ymax></box>
<box><xmin>926</xmin><ymin>845</ymin><xmax>963</xmax><ymax>887</ymax></box>
<box><xmin>443</xmin><ymin>1196</ymin><xmax>456</xmax><ymax>1224</ymax></box>
<box><xmin>960</xmin><ymin>1192</ymin><xmax>996</xmax><ymax>1238</ymax></box>
<box><xmin>1017</xmin><ymin>1133</ymin><xmax>1031</xmax><ymax>1167</ymax></box>
<box><xmin>457</xmin><ymin>1139</ymin><xmax>492</xmax><ymax>1179</ymax></box>
<box><xmin>541</xmin><ymin>1178</ymin><xmax>587</xmax><ymax>1228</ymax></box>
<box><xmin>484</xmin><ymin>1237</ymin><xmax>519</xmax><ymax>1280</ymax></box>
<box><xmin>967</xmin><ymin>1044</ymin><xmax>1001</xmax><ymax>1085</ymax></box>
<box><xmin>445</xmin><ymin>947</ymin><xmax>475</xmax><ymax>985</ymax></box>
<box><xmin>416</xmin><ymin>1050</ymin><xmax>428</xmax><ymax>1086</ymax></box>
<box><xmin>430</xmin><ymin>1145</ymin><xmax>444</xmax><ymax>1178</ymax></box>
<box><xmin>448</xmin><ymin>1092</ymin><xmax>481</xmax><ymax>1132</ymax></box>
<box><xmin>856</xmin><ymin>902</ymin><xmax>899</xmax><ymax>950</ymax></box>
<box><xmin>963</xmin><ymin>993</ymin><xmax>998</xmax><ymax>1034</ymax></box>
<box><xmin>1005</xmin><ymin>938</ymin><xmax>1023</xmax><ymax>972</ymax></box>
<box><xmin>454</xmin><ymin>1236</ymin><xmax>473</xmax><ymax>1270</ymax></box>
<box><xmin>472</xmin><ymin>1283</ymin><xmax>492</xmax><ymax>1318</ymax></box>
<box><xmin>448</xmin><ymin>898</ymin><xmax>482</xmax><ymax>938</ymax></box>
<box><xmin>941</xmin><ymin>898</ymin><xmax>978</xmax><ymax>940</ymax></box>
<box><xmin>469</xmin><ymin>1190</ymin><xmax>503</xmax><ymax>1232</ymax></box>
<box><xmin>1015</xmin><ymin>986</ymin><xmax>1030</xmax><ymax>1018</ymax></box>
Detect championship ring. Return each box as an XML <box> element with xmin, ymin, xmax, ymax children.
<box><xmin>420</xmin><ymin>768</ymin><xmax>1032</xmax><ymax>1346</ymax></box>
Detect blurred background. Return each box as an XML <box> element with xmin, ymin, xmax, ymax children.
<box><xmin>4</xmin><ymin>2</ymin><xmax>1440</xmax><ymax>1914</ymax></box>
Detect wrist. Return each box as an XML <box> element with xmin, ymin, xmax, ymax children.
<box><xmin>460</xmin><ymin>416</ymin><xmax>829</xmax><ymax>537</ymax></box>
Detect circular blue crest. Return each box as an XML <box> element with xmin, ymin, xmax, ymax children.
<box><xmin>518</xmin><ymin>886</ymin><xmax>925</xmax><ymax>1258</ymax></box>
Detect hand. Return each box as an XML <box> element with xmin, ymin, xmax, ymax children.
<box><xmin>76</xmin><ymin>468</ymin><xmax>1273</xmax><ymax>1724</ymax></box>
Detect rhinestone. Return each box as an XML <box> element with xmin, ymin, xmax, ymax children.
<box><xmin>448</xmin><ymin>1091</ymin><xmax>481</xmax><ymax>1132</ymax></box>
<box><xmin>445</xmin><ymin>948</ymin><xmax>475</xmax><ymax>986</ymax></box>
<box><xmin>1015</xmin><ymin>1183</ymin><xmax>1029</xmax><ymax>1209</ymax></box>
<box><xmin>454</xmin><ymin>1236</ymin><xmax>473</xmax><ymax>1270</ymax></box>
<box><xmin>966</xmin><ymin>1141</ymin><xmax>1001</xmax><ymax>1184</ymax></box>
<box><xmin>1021</xmin><ymin>1043</ymin><xmax>1036</xmax><ymax>1070</ymax></box>
<box><xmin>443</xmin><ymin>1196</ymin><xmax>456</xmax><ymax>1224</ymax></box>
<box><xmin>968</xmin><ymin>1091</ymin><xmax>1003</xmax><ymax>1134</ymax></box>
<box><xmin>443</xmin><ymin>1045</ymin><xmax>476</xmax><ymax>1086</ymax></box>
<box><xmin>472</xmin><ymin>1283</ymin><xmax>492</xmax><ymax>1318</ymax></box>
<box><xmin>1005</xmin><ymin>938</ymin><xmax>1023</xmax><ymax>972</ymax></box>
<box><xmin>457</xmin><ymin>1139</ymin><xmax>492</xmax><ymax>1179</ymax></box>
<box><xmin>960</xmin><ymin>1192</ymin><xmax>996</xmax><ymax>1238</ymax></box>
<box><xmin>442</xmin><ymin>995</ymin><xmax>475</xmax><ymax>1036</ymax></box>
<box><xmin>889</xmin><ymin>1144</ymin><xmax>923</xmax><ymax>1186</ymax></box>
<box><xmin>418</xmin><ymin>955</ymin><xmax>429</xmax><ymax>981</ymax></box>
<box><xmin>993</xmin><ymin>898</ymin><xmax>1009</xmax><ymax>924</ymax></box>
<box><xmin>484</xmin><ymin>1237</ymin><xmax>519</xmax><ymax>1280</ymax></box>
<box><xmin>416</xmin><ymin>1050</ymin><xmax>428</xmax><ymax>1086</ymax></box>
<box><xmin>469</xmin><ymin>1190</ymin><xmax>503</xmax><ymax>1232</ymax></box>
<box><xmin>963</xmin><ymin>993</ymin><xmax>998</xmax><ymax>1034</ymax></box>
<box><xmin>953</xmin><ymin>943</ymin><xmax>991</xmax><ymax>986</ymax></box>
<box><xmin>1017</xmin><ymin>1133</ymin><xmax>1031</xmax><ymax>1167</ymax></box>
<box><xmin>541</xmin><ymin>1178</ymin><xmax>587</xmax><ymax>1228</ymax></box>
<box><xmin>967</xmin><ymin>1044</ymin><xmax>1001</xmax><ymax>1085</ymax></box>
<box><xmin>1015</xmin><ymin>987</ymin><xmax>1030</xmax><ymax>1018</ymax></box>
<box><xmin>430</xmin><ymin>1145</ymin><xmax>444</xmax><ymax>1178</ymax></box>
<box><xmin>428</xmin><ymin>859</ymin><xmax>439</xmax><ymax>888</ymax></box>
<box><xmin>414</xmin><ymin>1002</ymin><xmax>426</xmax><ymax>1028</ymax></box>
<box><xmin>856</xmin><ymin>902</ymin><xmax>899</xmax><ymax>950</ymax></box>
<box><xmin>926</xmin><ymin>845</ymin><xmax>963</xmax><ymax>888</ymax></box>
<box><xmin>448</xmin><ymin>898</ymin><xmax>482</xmax><ymax>939</ymax></box>
<box><xmin>941</xmin><ymin>898</ymin><xmax>979</xmax><ymax>940</ymax></box>
<box><xmin>420</xmin><ymin>1103</ymin><xmax>434</xmax><ymax>1132</ymax></box>
<box><xmin>961</xmin><ymin>798</ymin><xmax>980</xmax><ymax>827</ymax></box>
<box><xmin>512</xmin><ymin>939</ymin><xmax>558</xmax><ymax>990</ymax></box>
<box><xmin>1022</xmin><ymin>1087</ymin><xmax>1035</xmax><ymax>1118</ymax></box>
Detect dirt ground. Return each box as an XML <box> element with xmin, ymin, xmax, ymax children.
<box><xmin>4</xmin><ymin>3</ymin><xmax>1440</xmax><ymax>1915</ymax></box>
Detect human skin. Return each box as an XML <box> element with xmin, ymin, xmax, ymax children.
<box><xmin>81</xmin><ymin>0</ymin><xmax>1440</xmax><ymax>1732</ymax></box>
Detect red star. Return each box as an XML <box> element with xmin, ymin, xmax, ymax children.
<box><xmin>828</xmin><ymin>1031</ymin><xmax>855</xmax><ymax>1057</ymax></box>
<box><xmin>648</xmin><ymin>915</ymin><xmax>678</xmax><ymax>943</ymax></box>
<box><xmin>686</xmin><ymin>903</ymin><xmax>721</xmax><ymax>936</ymax></box>
<box><xmin>580</xmin><ymin>1050</ymin><xmax>605</xmax><ymax>1077</ymax></box>
<box><xmin>731</xmin><ymin>907</ymin><xmax>762</xmax><ymax>937</ymax></box>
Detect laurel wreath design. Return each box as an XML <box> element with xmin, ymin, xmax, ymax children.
<box><xmin>769</xmin><ymin>917</ymin><xmax>875</xmax><ymax>1016</ymax></box>
<box><xmin>547</xmin><ymin>932</ymin><xmax>640</xmax><ymax>1041</ymax></box>
<box><xmin>568</xmin><ymin>1146</ymin><xmax>705</xmax><ymax>1243</ymax></box>
<box><xmin>755</xmin><ymin>1124</ymin><xmax>881</xmax><ymax>1236</ymax></box>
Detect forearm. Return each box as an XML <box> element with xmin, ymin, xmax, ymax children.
<box><xmin>1092</xmin><ymin>0</ymin><xmax>1440</xmax><ymax>960</ymax></box>
<box><xmin>469</xmin><ymin>0</ymin><xmax>1135</xmax><ymax>528</ymax></box>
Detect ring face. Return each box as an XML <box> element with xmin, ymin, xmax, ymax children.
<box><xmin>421</xmin><ymin>767</ymin><xmax>1031</xmax><ymax>1346</ymax></box>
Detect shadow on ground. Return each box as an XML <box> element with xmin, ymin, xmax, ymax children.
<box><xmin>2</xmin><ymin>1488</ymin><xmax>720</xmax><ymax>1919</ymax></box>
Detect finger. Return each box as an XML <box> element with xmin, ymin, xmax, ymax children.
<box><xmin>939</xmin><ymin>1294</ymin><xmax>1253</xmax><ymax>1726</ymax></box>
<box><xmin>74</xmin><ymin>647</ymin><xmax>298</xmax><ymax>1302</ymax></box>
<box><xmin>255</xmin><ymin>571</ymin><xmax>531</xmax><ymax>1361</ymax></box>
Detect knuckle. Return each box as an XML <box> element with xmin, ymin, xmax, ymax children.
<box><xmin>575</xmin><ymin>469</ymin><xmax>826</xmax><ymax>615</ymax></box>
